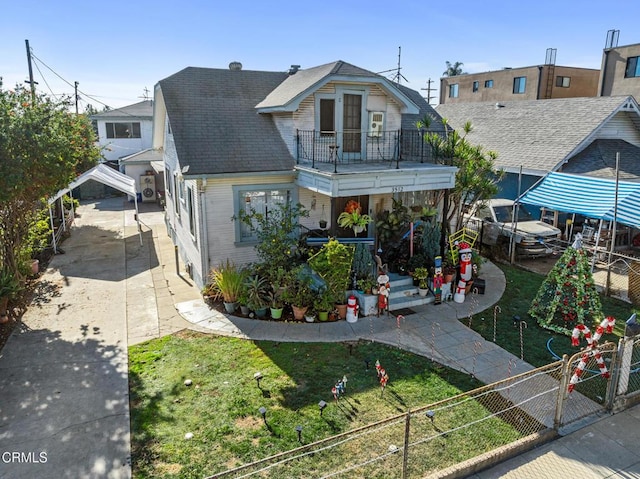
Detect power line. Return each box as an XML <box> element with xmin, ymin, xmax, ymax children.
<box><xmin>29</xmin><ymin>48</ymin><xmax>145</xmax><ymax>116</ymax></box>
<box><xmin>31</xmin><ymin>56</ymin><xmax>60</xmax><ymax>101</ymax></box>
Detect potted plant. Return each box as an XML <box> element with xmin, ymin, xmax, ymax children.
<box><xmin>209</xmin><ymin>260</ymin><xmax>246</xmax><ymax>313</ymax></box>
<box><xmin>337</xmin><ymin>200</ymin><xmax>372</xmax><ymax>236</ymax></box>
<box><xmin>413</xmin><ymin>267</ymin><xmax>430</xmax><ymax>297</ymax></box>
<box><xmin>443</xmin><ymin>258</ymin><xmax>456</xmax><ymax>284</ymax></box>
<box><xmin>244</xmin><ymin>274</ymin><xmax>269</xmax><ymax>319</ymax></box>
<box><xmin>267</xmin><ymin>289</ymin><xmax>284</xmax><ymax>319</ymax></box>
<box><xmin>282</xmin><ymin>266</ymin><xmax>314</xmax><ymax>320</ymax></box>
<box><xmin>0</xmin><ymin>269</ymin><xmax>20</xmax><ymax>324</ymax></box>
<box><xmin>238</xmin><ymin>288</ymin><xmax>251</xmax><ymax>316</ymax></box>
<box><xmin>313</xmin><ymin>291</ymin><xmax>335</xmax><ymax>322</ymax></box>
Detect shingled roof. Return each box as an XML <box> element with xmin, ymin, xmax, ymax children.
<box><xmin>563</xmin><ymin>139</ymin><xmax>640</xmax><ymax>182</ymax></box>
<box><xmin>91</xmin><ymin>100</ymin><xmax>153</xmax><ymax>118</ymax></box>
<box><xmin>158</xmin><ymin>67</ymin><xmax>293</xmax><ymax>176</ymax></box>
<box><xmin>436</xmin><ymin>96</ymin><xmax>637</xmax><ymax>175</ymax></box>
<box><xmin>395</xmin><ymin>83</ymin><xmax>446</xmax><ymax>133</ymax></box>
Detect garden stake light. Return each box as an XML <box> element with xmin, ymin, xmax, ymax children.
<box><xmin>426</xmin><ymin>410</ymin><xmax>435</xmax><ymax>425</ymax></box>
<box><xmin>254</xmin><ymin>371</ymin><xmax>263</xmax><ymax>389</ymax></box>
<box><xmin>295</xmin><ymin>425</ymin><xmax>303</xmax><ymax>443</ymax></box>
<box><xmin>259</xmin><ymin>406</ymin><xmax>267</xmax><ymax>425</ymax></box>
<box><xmin>318</xmin><ymin>400</ymin><xmax>327</xmax><ymax>416</ymax></box>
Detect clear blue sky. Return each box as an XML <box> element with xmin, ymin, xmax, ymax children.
<box><xmin>2</xmin><ymin>0</ymin><xmax>639</xmax><ymax>109</ymax></box>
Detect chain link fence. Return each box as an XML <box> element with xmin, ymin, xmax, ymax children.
<box><xmin>206</xmin><ymin>332</ymin><xmax>640</xmax><ymax>479</ymax></box>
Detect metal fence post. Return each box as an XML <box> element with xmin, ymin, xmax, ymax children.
<box><xmin>616</xmin><ymin>337</ymin><xmax>632</xmax><ymax>397</ymax></box>
<box><xmin>604</xmin><ymin>341</ymin><xmax>619</xmax><ymax>411</ymax></box>
<box><xmin>554</xmin><ymin>354</ymin><xmax>570</xmax><ymax>430</ymax></box>
<box><xmin>402</xmin><ymin>411</ymin><xmax>410</xmax><ymax>479</ymax></box>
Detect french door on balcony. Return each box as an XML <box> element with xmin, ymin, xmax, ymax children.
<box><xmin>342</xmin><ymin>93</ymin><xmax>362</xmax><ymax>159</ymax></box>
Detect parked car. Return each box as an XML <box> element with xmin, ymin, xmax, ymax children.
<box><xmin>463</xmin><ymin>199</ymin><xmax>561</xmax><ymax>257</ymax></box>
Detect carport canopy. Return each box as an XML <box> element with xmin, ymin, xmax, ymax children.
<box><xmin>49</xmin><ymin>163</ymin><xmax>138</xmax><ymax>204</ymax></box>
<box><xmin>518</xmin><ymin>172</ymin><xmax>640</xmax><ymax>229</ymax></box>
<box><xmin>47</xmin><ymin>164</ymin><xmax>142</xmax><ymax>251</ymax></box>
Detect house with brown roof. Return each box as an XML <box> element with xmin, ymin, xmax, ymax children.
<box><xmin>152</xmin><ymin>61</ymin><xmax>457</xmax><ymax>288</ymax></box>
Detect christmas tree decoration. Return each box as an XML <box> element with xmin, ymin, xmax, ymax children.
<box><xmin>528</xmin><ymin>245</ymin><xmax>603</xmax><ymax>336</ymax></box>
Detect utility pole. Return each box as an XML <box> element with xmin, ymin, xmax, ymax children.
<box><xmin>421</xmin><ymin>78</ymin><xmax>436</xmax><ymax>105</ymax></box>
<box><xmin>24</xmin><ymin>39</ymin><xmax>37</xmax><ymax>102</ymax></box>
<box><xmin>74</xmin><ymin>81</ymin><xmax>79</xmax><ymax>114</ymax></box>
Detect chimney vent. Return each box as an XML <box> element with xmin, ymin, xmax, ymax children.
<box><xmin>288</xmin><ymin>65</ymin><xmax>301</xmax><ymax>75</ymax></box>
<box><xmin>229</xmin><ymin>61</ymin><xmax>243</xmax><ymax>71</ymax></box>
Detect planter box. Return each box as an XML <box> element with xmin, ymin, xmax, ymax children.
<box><xmin>351</xmin><ymin>290</ymin><xmax>378</xmax><ymax>317</ymax></box>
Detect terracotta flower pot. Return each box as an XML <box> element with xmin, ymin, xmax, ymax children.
<box><xmin>336</xmin><ymin>303</ymin><xmax>347</xmax><ymax>319</ymax></box>
<box><xmin>292</xmin><ymin>305</ymin><xmax>308</xmax><ymax>321</ymax></box>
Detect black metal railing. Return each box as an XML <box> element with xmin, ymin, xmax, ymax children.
<box><xmin>295</xmin><ymin>129</ymin><xmax>443</xmax><ymax>171</ymax></box>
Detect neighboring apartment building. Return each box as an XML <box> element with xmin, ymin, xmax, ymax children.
<box><xmin>599</xmin><ymin>42</ymin><xmax>640</xmax><ymax>99</ymax></box>
<box><xmin>440</xmin><ymin>64</ymin><xmax>599</xmax><ymax>104</ymax></box>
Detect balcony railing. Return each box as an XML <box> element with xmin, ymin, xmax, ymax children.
<box><xmin>295</xmin><ymin>129</ymin><xmax>442</xmax><ymax>172</ymax></box>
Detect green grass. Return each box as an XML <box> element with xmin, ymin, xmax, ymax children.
<box><xmin>129</xmin><ymin>332</ymin><xmax>520</xmax><ymax>478</ymax></box>
<box><xmin>466</xmin><ymin>263</ymin><xmax>637</xmax><ymax>367</ymax></box>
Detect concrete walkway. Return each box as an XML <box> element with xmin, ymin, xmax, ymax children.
<box><xmin>1</xmin><ymin>197</ymin><xmax>638</xmax><ymax>478</ymax></box>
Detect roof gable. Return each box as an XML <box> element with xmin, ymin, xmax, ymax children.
<box><xmin>255</xmin><ymin>60</ymin><xmax>419</xmax><ymax>114</ymax></box>
<box><xmin>436</xmin><ymin>96</ymin><xmax>639</xmax><ymax>175</ymax></box>
<box><xmin>563</xmin><ymin>139</ymin><xmax>640</xmax><ymax>181</ymax></box>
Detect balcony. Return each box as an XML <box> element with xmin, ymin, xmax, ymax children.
<box><xmin>295</xmin><ymin>129</ymin><xmax>442</xmax><ymax>173</ymax></box>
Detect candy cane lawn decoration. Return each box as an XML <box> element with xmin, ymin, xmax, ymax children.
<box><xmin>568</xmin><ymin>316</ymin><xmax>615</xmax><ymax>393</ymax></box>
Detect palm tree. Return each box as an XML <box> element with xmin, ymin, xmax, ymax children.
<box><xmin>443</xmin><ymin>61</ymin><xmax>466</xmax><ymax>77</ymax></box>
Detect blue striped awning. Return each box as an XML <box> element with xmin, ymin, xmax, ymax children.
<box><xmin>519</xmin><ymin>172</ymin><xmax>640</xmax><ymax>229</ymax></box>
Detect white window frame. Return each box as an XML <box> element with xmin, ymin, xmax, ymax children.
<box><xmin>233</xmin><ymin>184</ymin><xmax>297</xmax><ymax>244</ymax></box>
<box><xmin>187</xmin><ymin>185</ymin><xmax>196</xmax><ymax>238</ymax></box>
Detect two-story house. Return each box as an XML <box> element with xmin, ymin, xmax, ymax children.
<box><xmin>90</xmin><ymin>100</ymin><xmax>160</xmax><ymax>201</ymax></box>
<box><xmin>92</xmin><ymin>100</ymin><xmax>153</xmax><ymax>164</ymax></box>
<box><xmin>152</xmin><ymin>61</ymin><xmax>458</xmax><ymax>288</ymax></box>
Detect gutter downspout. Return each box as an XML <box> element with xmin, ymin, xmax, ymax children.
<box><xmin>600</xmin><ymin>50</ymin><xmax>610</xmax><ymax>97</ymax></box>
<box><xmin>536</xmin><ymin>66</ymin><xmax>544</xmax><ymax>100</ymax></box>
<box><xmin>199</xmin><ymin>178</ymin><xmax>210</xmax><ymax>288</ymax></box>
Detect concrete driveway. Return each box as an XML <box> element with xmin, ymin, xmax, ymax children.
<box><xmin>0</xmin><ymin>198</ymin><xmax>197</xmax><ymax>479</ymax></box>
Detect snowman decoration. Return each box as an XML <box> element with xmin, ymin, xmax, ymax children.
<box><xmin>453</xmin><ymin>241</ymin><xmax>473</xmax><ymax>304</ymax></box>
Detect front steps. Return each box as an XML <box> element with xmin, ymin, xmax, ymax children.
<box><xmin>387</xmin><ymin>273</ymin><xmax>436</xmax><ymax>311</ymax></box>
<box><xmin>351</xmin><ymin>273</ymin><xmax>438</xmax><ymax>316</ymax></box>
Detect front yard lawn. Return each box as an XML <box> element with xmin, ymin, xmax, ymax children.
<box><xmin>130</xmin><ymin>332</ymin><xmax>496</xmax><ymax>478</ymax></box>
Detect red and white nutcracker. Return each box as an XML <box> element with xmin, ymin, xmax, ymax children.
<box><xmin>453</xmin><ymin>241</ymin><xmax>473</xmax><ymax>304</ymax></box>
<box><xmin>346</xmin><ymin>295</ymin><xmax>359</xmax><ymax>323</ymax></box>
